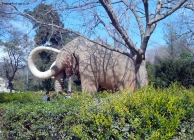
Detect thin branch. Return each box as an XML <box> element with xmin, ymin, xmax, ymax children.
<box><xmin>121</xmin><ymin>0</ymin><xmax>144</xmax><ymax>44</ymax></box>
<box><xmin>155</xmin><ymin>0</ymin><xmax>162</xmax><ymax>17</ymax></box>
<box><xmin>60</xmin><ymin>1</ymin><xmax>100</xmax><ymax>10</ymax></box>
<box><xmin>94</xmin><ymin>11</ymin><xmax>126</xmax><ymax>46</ymax></box>
<box><xmin>149</xmin><ymin>0</ymin><xmax>187</xmax><ymax>25</ymax></box>
<box><xmin>117</xmin><ymin>7</ymin><xmax>129</xmax><ymax>21</ymax></box>
<box><xmin>99</xmin><ymin>0</ymin><xmax>138</xmax><ymax>54</ymax></box>
<box><xmin>9</xmin><ymin>5</ymin><xmax>133</xmax><ymax>58</ymax></box>
<box><xmin>185</xmin><ymin>5</ymin><xmax>194</xmax><ymax>11</ymax></box>
<box><xmin>0</xmin><ymin>2</ymin><xmax>30</xmax><ymax>5</ymax></box>
<box><xmin>58</xmin><ymin>0</ymin><xmax>122</xmax><ymax>10</ymax></box>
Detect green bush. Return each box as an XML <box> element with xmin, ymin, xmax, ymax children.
<box><xmin>172</xmin><ymin>115</ymin><xmax>194</xmax><ymax>139</ymax></box>
<box><xmin>147</xmin><ymin>51</ymin><xmax>194</xmax><ymax>88</ymax></box>
<box><xmin>0</xmin><ymin>84</ymin><xmax>194</xmax><ymax>139</ymax></box>
<box><xmin>0</xmin><ymin>92</ymin><xmax>43</xmax><ymax>104</ymax></box>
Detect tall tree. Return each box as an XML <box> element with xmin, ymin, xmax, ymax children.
<box><xmin>171</xmin><ymin>2</ymin><xmax>194</xmax><ymax>57</ymax></box>
<box><xmin>151</xmin><ymin>50</ymin><xmax>194</xmax><ymax>88</ymax></box>
<box><xmin>146</xmin><ymin>21</ymin><xmax>194</xmax><ymax>88</ymax></box>
<box><xmin>162</xmin><ymin>25</ymin><xmax>190</xmax><ymax>61</ymax></box>
<box><xmin>0</xmin><ymin>29</ymin><xmax>28</xmax><ymax>92</ymax></box>
<box><xmin>7</xmin><ymin>0</ymin><xmax>190</xmax><ymax>89</ymax></box>
<box><xmin>27</xmin><ymin>3</ymin><xmax>76</xmax><ymax>91</ymax></box>
<box><xmin>0</xmin><ymin>2</ymin><xmax>13</xmax><ymax>37</ymax></box>
<box><xmin>28</xmin><ymin>3</ymin><xmax>76</xmax><ymax>48</ymax></box>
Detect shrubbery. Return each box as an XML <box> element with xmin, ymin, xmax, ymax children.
<box><xmin>147</xmin><ymin>51</ymin><xmax>194</xmax><ymax>88</ymax></box>
<box><xmin>0</xmin><ymin>92</ymin><xmax>43</xmax><ymax>104</ymax></box>
<box><xmin>0</xmin><ymin>83</ymin><xmax>194</xmax><ymax>139</ymax></box>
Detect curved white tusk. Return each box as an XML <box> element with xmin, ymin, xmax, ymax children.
<box><xmin>28</xmin><ymin>46</ymin><xmax>60</xmax><ymax>79</ymax></box>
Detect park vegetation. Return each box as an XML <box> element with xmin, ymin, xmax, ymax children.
<box><xmin>0</xmin><ymin>1</ymin><xmax>194</xmax><ymax>139</ymax></box>
<box><xmin>0</xmin><ymin>83</ymin><xmax>194</xmax><ymax>139</ymax></box>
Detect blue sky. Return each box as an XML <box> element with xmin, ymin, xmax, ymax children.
<box><xmin>3</xmin><ymin>0</ymin><xmax>173</xmax><ymax>51</ymax></box>
<box><xmin>9</xmin><ymin>20</ymin><xmax>166</xmax><ymax>51</ymax></box>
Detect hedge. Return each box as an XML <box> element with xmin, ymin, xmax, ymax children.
<box><xmin>0</xmin><ymin>83</ymin><xmax>194</xmax><ymax>139</ymax></box>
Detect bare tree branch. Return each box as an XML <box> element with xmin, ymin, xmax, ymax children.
<box><xmin>117</xmin><ymin>7</ymin><xmax>129</xmax><ymax>21</ymax></box>
<box><xmin>121</xmin><ymin>0</ymin><xmax>144</xmax><ymax>43</ymax></box>
<box><xmin>143</xmin><ymin>0</ymin><xmax>149</xmax><ymax>24</ymax></box>
<box><xmin>99</xmin><ymin>0</ymin><xmax>138</xmax><ymax>54</ymax></box>
<box><xmin>94</xmin><ymin>11</ymin><xmax>126</xmax><ymax>46</ymax></box>
<box><xmin>185</xmin><ymin>5</ymin><xmax>194</xmax><ymax>11</ymax></box>
<box><xmin>139</xmin><ymin>0</ymin><xmax>157</xmax><ymax>53</ymax></box>
<box><xmin>149</xmin><ymin>0</ymin><xmax>187</xmax><ymax>25</ymax></box>
<box><xmin>8</xmin><ymin>4</ymin><xmax>133</xmax><ymax>58</ymax></box>
<box><xmin>155</xmin><ymin>0</ymin><xmax>162</xmax><ymax>17</ymax></box>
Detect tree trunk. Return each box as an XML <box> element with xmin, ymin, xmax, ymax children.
<box><xmin>8</xmin><ymin>82</ymin><xmax>13</xmax><ymax>93</ymax></box>
<box><xmin>136</xmin><ymin>60</ymin><xmax>148</xmax><ymax>88</ymax></box>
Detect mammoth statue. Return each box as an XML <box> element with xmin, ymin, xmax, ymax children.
<box><xmin>28</xmin><ymin>37</ymin><xmax>136</xmax><ymax>93</ymax></box>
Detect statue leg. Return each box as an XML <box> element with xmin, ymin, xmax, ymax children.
<box><xmin>80</xmin><ymin>74</ymin><xmax>97</xmax><ymax>93</ymax></box>
<box><xmin>54</xmin><ymin>72</ymin><xmax>65</xmax><ymax>95</ymax></box>
<box><xmin>67</xmin><ymin>76</ymin><xmax>72</xmax><ymax>93</ymax></box>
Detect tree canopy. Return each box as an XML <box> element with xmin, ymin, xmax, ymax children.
<box><xmin>147</xmin><ymin>25</ymin><xmax>194</xmax><ymax>88</ymax></box>
<box><xmin>26</xmin><ymin>3</ymin><xmax>77</xmax><ymax>91</ymax></box>
<box><xmin>27</xmin><ymin>3</ymin><xmax>76</xmax><ymax>47</ymax></box>
<box><xmin>0</xmin><ymin>29</ymin><xmax>28</xmax><ymax>92</ymax></box>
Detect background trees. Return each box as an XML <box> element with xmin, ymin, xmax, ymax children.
<box><xmin>27</xmin><ymin>3</ymin><xmax>76</xmax><ymax>48</ymax></box>
<box><xmin>0</xmin><ymin>2</ymin><xmax>12</xmax><ymax>37</ymax></box>
<box><xmin>0</xmin><ymin>0</ymin><xmax>193</xmax><ymax>91</ymax></box>
<box><xmin>0</xmin><ymin>29</ymin><xmax>32</xmax><ymax>92</ymax></box>
<box><xmin>147</xmin><ymin>51</ymin><xmax>194</xmax><ymax>88</ymax></box>
<box><xmin>146</xmin><ymin>25</ymin><xmax>194</xmax><ymax>88</ymax></box>
<box><xmin>26</xmin><ymin>3</ymin><xmax>77</xmax><ymax>91</ymax></box>
<box><xmin>20</xmin><ymin>0</ymin><xmax>190</xmax><ymax>88</ymax></box>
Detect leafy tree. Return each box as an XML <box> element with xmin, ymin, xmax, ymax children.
<box><xmin>162</xmin><ymin>24</ymin><xmax>192</xmax><ymax>61</ymax></box>
<box><xmin>27</xmin><ymin>3</ymin><xmax>77</xmax><ymax>91</ymax></box>
<box><xmin>148</xmin><ymin>51</ymin><xmax>194</xmax><ymax>88</ymax></box>
<box><xmin>178</xmin><ymin>51</ymin><xmax>194</xmax><ymax>88</ymax></box>
<box><xmin>28</xmin><ymin>3</ymin><xmax>75</xmax><ymax>48</ymax></box>
<box><xmin>173</xmin><ymin>1</ymin><xmax>194</xmax><ymax>55</ymax></box>
<box><xmin>0</xmin><ymin>29</ymin><xmax>28</xmax><ymax>92</ymax></box>
<box><xmin>155</xmin><ymin>59</ymin><xmax>179</xmax><ymax>87</ymax></box>
<box><xmin>147</xmin><ymin>25</ymin><xmax>194</xmax><ymax>88</ymax></box>
<box><xmin>180</xmin><ymin>50</ymin><xmax>193</xmax><ymax>61</ymax></box>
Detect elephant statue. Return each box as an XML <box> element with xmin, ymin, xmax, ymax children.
<box><xmin>50</xmin><ymin>61</ymin><xmax>73</xmax><ymax>94</ymax></box>
<box><xmin>28</xmin><ymin>47</ymin><xmax>72</xmax><ymax>94</ymax></box>
<box><xmin>28</xmin><ymin>37</ymin><xmax>136</xmax><ymax>93</ymax></box>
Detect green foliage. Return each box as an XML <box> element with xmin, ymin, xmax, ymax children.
<box><xmin>0</xmin><ymin>92</ymin><xmax>43</xmax><ymax>104</ymax></box>
<box><xmin>28</xmin><ymin>4</ymin><xmax>64</xmax><ymax>46</ymax></box>
<box><xmin>27</xmin><ymin>3</ymin><xmax>78</xmax><ymax>91</ymax></box>
<box><xmin>1</xmin><ymin>98</ymin><xmax>81</xmax><ymax>139</ymax></box>
<box><xmin>13</xmin><ymin>78</ymin><xmax>26</xmax><ymax>91</ymax></box>
<box><xmin>28</xmin><ymin>3</ymin><xmax>77</xmax><ymax>47</ymax></box>
<box><xmin>146</xmin><ymin>62</ymin><xmax>156</xmax><ymax>85</ymax></box>
<box><xmin>1</xmin><ymin>84</ymin><xmax>194</xmax><ymax>139</ymax></box>
<box><xmin>172</xmin><ymin>115</ymin><xmax>194</xmax><ymax>139</ymax></box>
<box><xmin>147</xmin><ymin>51</ymin><xmax>194</xmax><ymax>88</ymax></box>
<box><xmin>0</xmin><ymin>30</ymin><xmax>27</xmax><ymax>92</ymax></box>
